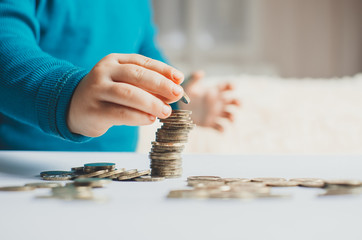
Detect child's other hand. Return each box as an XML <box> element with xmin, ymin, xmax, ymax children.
<box><xmin>67</xmin><ymin>54</ymin><xmax>184</xmax><ymax>137</ymax></box>
<box><xmin>180</xmin><ymin>71</ymin><xmax>241</xmax><ymax>132</ymax></box>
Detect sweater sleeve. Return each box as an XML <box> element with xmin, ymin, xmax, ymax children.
<box><xmin>0</xmin><ymin>0</ymin><xmax>90</xmax><ymax>142</ymax></box>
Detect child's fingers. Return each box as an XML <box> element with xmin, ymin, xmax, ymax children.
<box><xmin>101</xmin><ymin>82</ymin><xmax>172</xmax><ymax>119</ymax></box>
<box><xmin>110</xmin><ymin>64</ymin><xmax>184</xmax><ymax>103</ymax></box>
<box><xmin>103</xmin><ymin>102</ymin><xmax>156</xmax><ymax>126</ymax></box>
<box><xmin>108</xmin><ymin>53</ymin><xmax>184</xmax><ymax>84</ymax></box>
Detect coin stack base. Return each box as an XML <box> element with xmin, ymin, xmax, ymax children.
<box><xmin>150</xmin><ymin>110</ymin><xmax>194</xmax><ymax>178</ymax></box>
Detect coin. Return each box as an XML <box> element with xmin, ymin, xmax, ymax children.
<box><xmin>117</xmin><ymin>170</ymin><xmax>151</xmax><ymax>181</ymax></box>
<box><xmin>325</xmin><ymin>179</ymin><xmax>362</xmax><ymax>187</ymax></box>
<box><xmin>96</xmin><ymin>169</ymin><xmax>126</xmax><ymax>178</ymax></box>
<box><xmin>0</xmin><ymin>186</ymin><xmax>36</xmax><ymax>191</ymax></box>
<box><xmin>180</xmin><ymin>92</ymin><xmax>191</xmax><ymax>104</ymax></box>
<box><xmin>265</xmin><ymin>181</ymin><xmax>299</xmax><ymax>187</ymax></box>
<box><xmin>40</xmin><ymin>171</ymin><xmax>73</xmax><ymax>177</ymax></box>
<box><xmin>251</xmin><ymin>177</ymin><xmax>287</xmax><ymax>182</ymax></box>
<box><xmin>134</xmin><ymin>176</ymin><xmax>165</xmax><ymax>182</ymax></box>
<box><xmin>42</xmin><ymin>173</ymin><xmax>74</xmax><ymax>181</ymax></box>
<box><xmin>222</xmin><ymin>178</ymin><xmax>250</xmax><ymax>183</ymax></box>
<box><xmin>25</xmin><ymin>182</ymin><xmax>63</xmax><ymax>188</ymax></box>
<box><xmin>71</xmin><ymin>167</ymin><xmax>84</xmax><ymax>173</ymax></box>
<box><xmin>188</xmin><ymin>176</ymin><xmax>221</xmax><ymax>181</ymax></box>
<box><xmin>299</xmin><ymin>181</ymin><xmax>325</xmax><ymax>188</ymax></box>
<box><xmin>76</xmin><ymin>169</ymin><xmax>109</xmax><ymax>179</ymax></box>
<box><xmin>73</xmin><ymin>178</ymin><xmax>112</xmax><ymax>188</ymax></box>
<box><xmin>84</xmin><ymin>163</ymin><xmax>116</xmax><ymax>173</ymax></box>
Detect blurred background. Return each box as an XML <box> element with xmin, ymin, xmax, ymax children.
<box><xmin>153</xmin><ymin>0</ymin><xmax>362</xmax><ymax>78</ymax></box>
<box><xmin>138</xmin><ymin>0</ymin><xmax>362</xmax><ymax>154</ymax></box>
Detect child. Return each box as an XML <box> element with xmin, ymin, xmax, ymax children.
<box><xmin>0</xmin><ymin>0</ymin><xmax>239</xmax><ymax>151</ymax></box>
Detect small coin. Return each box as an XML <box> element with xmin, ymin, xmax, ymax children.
<box><xmin>74</xmin><ymin>178</ymin><xmax>112</xmax><ymax>188</ymax></box>
<box><xmin>290</xmin><ymin>178</ymin><xmax>324</xmax><ymax>183</ymax></box>
<box><xmin>71</xmin><ymin>167</ymin><xmax>84</xmax><ymax>173</ymax></box>
<box><xmin>84</xmin><ymin>162</ymin><xmax>116</xmax><ymax>172</ymax></box>
<box><xmin>180</xmin><ymin>92</ymin><xmax>190</xmax><ymax>104</ymax></box>
<box><xmin>151</xmin><ymin>141</ymin><xmax>185</xmax><ymax>147</ymax></box>
<box><xmin>25</xmin><ymin>182</ymin><xmax>63</xmax><ymax>188</ymax></box>
<box><xmin>251</xmin><ymin>177</ymin><xmax>287</xmax><ymax>182</ymax></box>
<box><xmin>76</xmin><ymin>169</ymin><xmax>109</xmax><ymax>179</ymax></box>
<box><xmin>222</xmin><ymin>178</ymin><xmax>250</xmax><ymax>183</ymax></box>
<box><xmin>325</xmin><ymin>179</ymin><xmax>362</xmax><ymax>187</ymax></box>
<box><xmin>96</xmin><ymin>169</ymin><xmax>126</xmax><ymax>178</ymax></box>
<box><xmin>51</xmin><ymin>186</ymin><xmax>94</xmax><ymax>200</ymax></box>
<box><xmin>299</xmin><ymin>181</ymin><xmax>325</xmax><ymax>188</ymax></box>
<box><xmin>134</xmin><ymin>176</ymin><xmax>165</xmax><ymax>182</ymax></box>
<box><xmin>188</xmin><ymin>176</ymin><xmax>221</xmax><ymax>181</ymax></box>
<box><xmin>40</xmin><ymin>171</ymin><xmax>73</xmax><ymax>177</ymax></box>
<box><xmin>171</xmin><ymin>110</ymin><xmax>192</xmax><ymax>114</ymax></box>
<box><xmin>42</xmin><ymin>174</ymin><xmax>73</xmax><ymax>181</ymax></box>
<box><xmin>0</xmin><ymin>186</ymin><xmax>36</xmax><ymax>191</ymax></box>
<box><xmin>117</xmin><ymin>170</ymin><xmax>151</xmax><ymax>181</ymax></box>
<box><xmin>264</xmin><ymin>181</ymin><xmax>299</xmax><ymax>187</ymax></box>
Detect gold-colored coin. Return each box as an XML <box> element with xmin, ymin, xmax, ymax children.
<box><xmin>73</xmin><ymin>178</ymin><xmax>111</xmax><ymax>188</ymax></box>
<box><xmin>96</xmin><ymin>169</ymin><xmax>126</xmax><ymax>178</ymax></box>
<box><xmin>25</xmin><ymin>182</ymin><xmax>63</xmax><ymax>188</ymax></box>
<box><xmin>251</xmin><ymin>177</ymin><xmax>287</xmax><ymax>182</ymax></box>
<box><xmin>134</xmin><ymin>176</ymin><xmax>165</xmax><ymax>182</ymax></box>
<box><xmin>0</xmin><ymin>186</ymin><xmax>36</xmax><ymax>191</ymax></box>
<box><xmin>264</xmin><ymin>181</ymin><xmax>299</xmax><ymax>187</ymax></box>
<box><xmin>325</xmin><ymin>179</ymin><xmax>362</xmax><ymax>186</ymax></box>
<box><xmin>117</xmin><ymin>170</ymin><xmax>151</xmax><ymax>181</ymax></box>
<box><xmin>76</xmin><ymin>169</ymin><xmax>108</xmax><ymax>179</ymax></box>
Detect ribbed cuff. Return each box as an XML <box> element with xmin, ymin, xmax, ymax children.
<box><xmin>36</xmin><ymin>65</ymin><xmax>91</xmax><ymax>142</ymax></box>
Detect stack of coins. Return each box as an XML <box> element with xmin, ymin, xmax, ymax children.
<box><xmin>149</xmin><ymin>110</ymin><xmax>194</xmax><ymax>178</ymax></box>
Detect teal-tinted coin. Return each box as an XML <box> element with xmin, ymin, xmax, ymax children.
<box><xmin>40</xmin><ymin>171</ymin><xmax>74</xmax><ymax>177</ymax></box>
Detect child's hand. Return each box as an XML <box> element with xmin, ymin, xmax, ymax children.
<box><xmin>180</xmin><ymin>71</ymin><xmax>241</xmax><ymax>132</ymax></box>
<box><xmin>67</xmin><ymin>54</ymin><xmax>184</xmax><ymax>137</ymax></box>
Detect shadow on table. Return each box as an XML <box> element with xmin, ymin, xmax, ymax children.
<box><xmin>0</xmin><ymin>153</ymin><xmax>54</xmax><ymax>178</ymax></box>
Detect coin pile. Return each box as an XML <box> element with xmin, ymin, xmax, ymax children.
<box><xmin>0</xmin><ymin>162</ymin><xmax>165</xmax><ymax>201</ymax></box>
<box><xmin>39</xmin><ymin>162</ymin><xmax>164</xmax><ymax>182</ymax></box>
<box><xmin>149</xmin><ymin>110</ymin><xmax>194</xmax><ymax>178</ymax></box>
<box><xmin>167</xmin><ymin>176</ymin><xmax>362</xmax><ymax>199</ymax></box>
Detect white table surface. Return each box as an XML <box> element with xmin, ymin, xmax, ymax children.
<box><xmin>0</xmin><ymin>151</ymin><xmax>361</xmax><ymax>240</ymax></box>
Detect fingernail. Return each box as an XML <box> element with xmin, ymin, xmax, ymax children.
<box><xmin>149</xmin><ymin>115</ymin><xmax>156</xmax><ymax>121</ymax></box>
<box><xmin>172</xmin><ymin>85</ymin><xmax>183</xmax><ymax>96</ymax></box>
<box><xmin>172</xmin><ymin>71</ymin><xmax>184</xmax><ymax>81</ymax></box>
<box><xmin>162</xmin><ymin>105</ymin><xmax>171</xmax><ymax>116</ymax></box>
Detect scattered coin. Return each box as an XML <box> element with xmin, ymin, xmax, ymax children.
<box><xmin>252</xmin><ymin>177</ymin><xmax>287</xmax><ymax>182</ymax></box>
<box><xmin>73</xmin><ymin>178</ymin><xmax>112</xmax><ymax>188</ymax></box>
<box><xmin>40</xmin><ymin>171</ymin><xmax>73</xmax><ymax>177</ymax></box>
<box><xmin>117</xmin><ymin>170</ymin><xmax>151</xmax><ymax>181</ymax></box>
<box><xmin>96</xmin><ymin>169</ymin><xmax>126</xmax><ymax>179</ymax></box>
<box><xmin>76</xmin><ymin>169</ymin><xmax>109</xmax><ymax>179</ymax></box>
<box><xmin>84</xmin><ymin>162</ymin><xmax>116</xmax><ymax>173</ymax></box>
<box><xmin>264</xmin><ymin>181</ymin><xmax>299</xmax><ymax>187</ymax></box>
<box><xmin>41</xmin><ymin>172</ymin><xmax>74</xmax><ymax>181</ymax></box>
<box><xmin>134</xmin><ymin>176</ymin><xmax>165</xmax><ymax>182</ymax></box>
<box><xmin>325</xmin><ymin>179</ymin><xmax>362</xmax><ymax>187</ymax></box>
<box><xmin>25</xmin><ymin>182</ymin><xmax>63</xmax><ymax>188</ymax></box>
<box><xmin>0</xmin><ymin>186</ymin><xmax>36</xmax><ymax>191</ymax></box>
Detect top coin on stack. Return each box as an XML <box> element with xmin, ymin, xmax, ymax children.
<box><xmin>150</xmin><ymin>110</ymin><xmax>194</xmax><ymax>178</ymax></box>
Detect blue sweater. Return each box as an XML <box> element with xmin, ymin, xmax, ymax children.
<box><xmin>0</xmin><ymin>0</ymin><xmax>167</xmax><ymax>151</ymax></box>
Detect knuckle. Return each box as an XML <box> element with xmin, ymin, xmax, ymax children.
<box><xmin>121</xmin><ymin>85</ymin><xmax>133</xmax><ymax>99</ymax></box>
<box><xmin>132</xmin><ymin>66</ymin><xmax>144</xmax><ymax>82</ymax></box>
<box><xmin>142</xmin><ymin>56</ymin><xmax>153</xmax><ymax>67</ymax></box>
